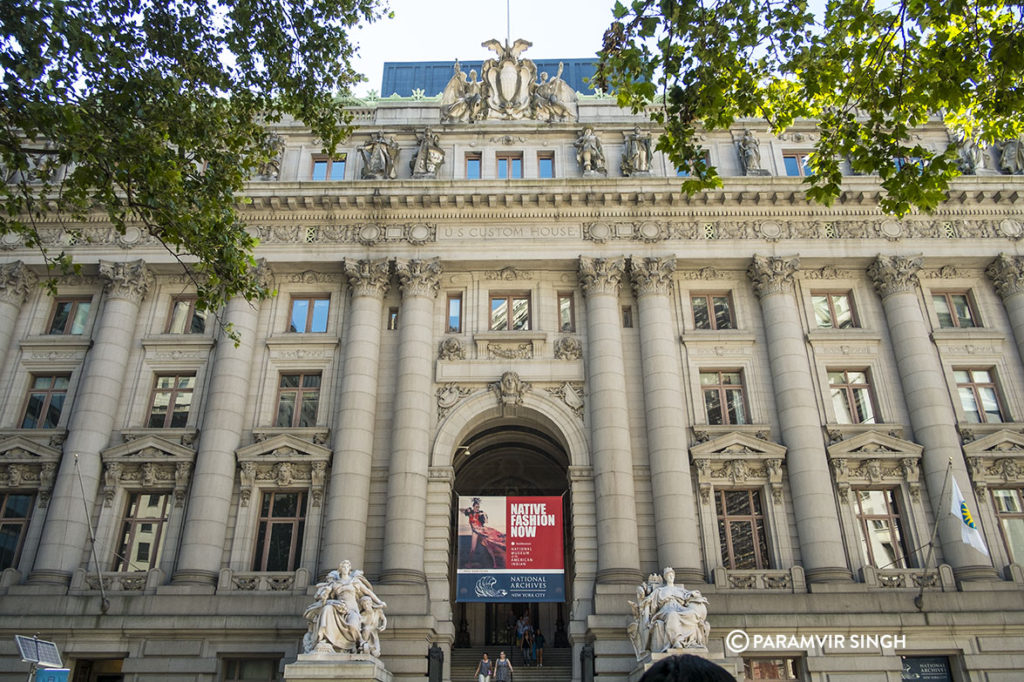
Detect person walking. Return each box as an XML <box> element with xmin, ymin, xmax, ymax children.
<box><xmin>474</xmin><ymin>652</ymin><xmax>492</xmax><ymax>682</ymax></box>
<box><xmin>533</xmin><ymin>627</ymin><xmax>545</xmax><ymax>667</ymax></box>
<box><xmin>494</xmin><ymin>651</ymin><xmax>513</xmax><ymax>682</ymax></box>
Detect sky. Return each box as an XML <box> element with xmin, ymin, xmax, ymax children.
<box><xmin>349</xmin><ymin>0</ymin><xmax>615</xmax><ymax>96</ymax></box>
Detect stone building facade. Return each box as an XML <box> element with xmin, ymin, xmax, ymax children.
<box><xmin>1</xmin><ymin>44</ymin><xmax>1024</xmax><ymax>682</ymax></box>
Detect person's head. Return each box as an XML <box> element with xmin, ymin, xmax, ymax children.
<box><xmin>639</xmin><ymin>655</ymin><xmax>736</xmax><ymax>682</ymax></box>
<box><xmin>482</xmin><ymin>653</ymin><xmax>488</xmax><ymax>660</ymax></box>
<box><xmin>499</xmin><ymin>651</ymin><xmax>506</xmax><ymax>659</ymax></box>
<box><xmin>664</xmin><ymin>566</ymin><xmax>676</xmax><ymax>584</ymax></box>
<box><xmin>339</xmin><ymin>559</ymin><xmax>352</xmax><ymax>575</ymax></box>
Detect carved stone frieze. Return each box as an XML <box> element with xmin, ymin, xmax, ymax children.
<box><xmin>584</xmin><ymin>221</ymin><xmax>667</xmax><ymax>243</ymax></box>
<box><xmin>826</xmin><ymin>430</ymin><xmax>923</xmax><ymax>500</ymax></box>
<box><xmin>344</xmin><ymin>259</ymin><xmax>391</xmax><ymax>298</ymax></box>
<box><xmin>747</xmin><ymin>255</ymin><xmax>799</xmax><ymax>299</ymax></box>
<box><xmin>492</xmin><ymin>371</ymin><xmax>530</xmax><ymax>407</ymax></box>
<box><xmin>487</xmin><ymin>342</ymin><xmax>533</xmax><ymax>360</ymax></box>
<box><xmin>0</xmin><ymin>437</ymin><xmax>60</xmax><ymax>507</ymax></box>
<box><xmin>962</xmin><ymin>429</ymin><xmax>1024</xmax><ymax>498</ymax></box>
<box><xmin>100</xmin><ymin>435</ymin><xmax>197</xmax><ymax>508</ymax></box>
<box><xmin>545</xmin><ymin>382</ymin><xmax>585</xmax><ymax>419</ymax></box>
<box><xmin>99</xmin><ymin>259</ymin><xmax>153</xmax><ymax>302</ymax></box>
<box><xmin>578</xmin><ymin>256</ymin><xmax>625</xmax><ymax>296</ymax></box>
<box><xmin>485</xmin><ymin>266</ymin><xmax>533</xmax><ymax>280</ymax></box>
<box><xmin>0</xmin><ymin>261</ymin><xmax>37</xmax><ymax>306</ymax></box>
<box><xmin>986</xmin><ymin>254</ymin><xmax>1024</xmax><ymax>299</ymax></box>
<box><xmin>244</xmin><ymin>223</ymin><xmax>436</xmax><ymax>246</ymax></box>
<box><xmin>436</xmin><ymin>383</ymin><xmax>473</xmax><ymax>420</ymax></box>
<box><xmin>690</xmin><ymin>432</ymin><xmax>787</xmax><ymax>504</ymax></box>
<box><xmin>438</xmin><ymin>336</ymin><xmax>466</xmax><ymax>360</ymax></box>
<box><xmin>285</xmin><ymin>270</ymin><xmax>342</xmax><ymax>285</ymax></box>
<box><xmin>800</xmin><ymin>265</ymin><xmax>855</xmax><ymax>280</ymax></box>
<box><xmin>677</xmin><ymin>266</ymin><xmax>724</xmax><ymax>281</ymax></box>
<box><xmin>554</xmin><ymin>335</ymin><xmax>582</xmax><ymax>360</ymax></box>
<box><xmin>867</xmin><ymin>255</ymin><xmax>922</xmax><ymax>299</ymax></box>
<box><xmin>395</xmin><ymin>258</ymin><xmax>441</xmax><ymax>298</ymax></box>
<box><xmin>236</xmin><ymin>434</ymin><xmax>332</xmax><ymax>507</ymax></box>
<box><xmin>631</xmin><ymin>256</ymin><xmax>676</xmax><ymax>297</ymax></box>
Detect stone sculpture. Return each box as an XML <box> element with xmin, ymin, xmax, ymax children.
<box><xmin>303</xmin><ymin>560</ymin><xmax>388</xmax><ymax>656</ymax></box>
<box><xmin>531</xmin><ymin>63</ymin><xmax>577</xmax><ymax>122</ymax></box>
<box><xmin>627</xmin><ymin>567</ymin><xmax>711</xmax><ymax>659</ymax></box>
<box><xmin>410</xmin><ymin>128</ymin><xmax>445</xmax><ymax>178</ymax></box>
<box><xmin>738</xmin><ymin>129</ymin><xmax>767</xmax><ymax>175</ymax></box>
<box><xmin>359</xmin><ymin>132</ymin><xmax>400</xmax><ymax>180</ymax></box>
<box><xmin>998</xmin><ymin>136</ymin><xmax>1024</xmax><ymax>175</ymax></box>
<box><xmin>622</xmin><ymin>126</ymin><xmax>653</xmax><ymax>176</ymax></box>
<box><xmin>575</xmin><ymin>127</ymin><xmax>607</xmax><ymax>175</ymax></box>
<box><xmin>480</xmin><ymin>38</ymin><xmax>536</xmax><ymax>119</ymax></box>
<box><xmin>440</xmin><ymin>61</ymin><xmax>485</xmax><ymax>124</ymax></box>
<box><xmin>955</xmin><ymin>135</ymin><xmax>981</xmax><ymax>175</ymax></box>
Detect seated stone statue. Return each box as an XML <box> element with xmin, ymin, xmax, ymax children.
<box><xmin>303</xmin><ymin>560</ymin><xmax>387</xmax><ymax>656</ymax></box>
<box><xmin>628</xmin><ymin>567</ymin><xmax>711</xmax><ymax>659</ymax></box>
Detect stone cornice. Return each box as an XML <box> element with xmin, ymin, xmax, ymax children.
<box><xmin>630</xmin><ymin>255</ymin><xmax>676</xmax><ymax>298</ymax></box>
<box><xmin>867</xmin><ymin>255</ymin><xmax>922</xmax><ymax>299</ymax></box>
<box><xmin>99</xmin><ymin>259</ymin><xmax>153</xmax><ymax>303</ymax></box>
<box><xmin>343</xmin><ymin>259</ymin><xmax>391</xmax><ymax>298</ymax></box>
<box><xmin>986</xmin><ymin>254</ymin><xmax>1024</xmax><ymax>299</ymax></box>
<box><xmin>747</xmin><ymin>255</ymin><xmax>799</xmax><ymax>299</ymax></box>
<box><xmin>0</xmin><ymin>261</ymin><xmax>37</xmax><ymax>306</ymax></box>
<box><xmin>395</xmin><ymin>258</ymin><xmax>441</xmax><ymax>298</ymax></box>
<box><xmin>578</xmin><ymin>256</ymin><xmax>625</xmax><ymax>296</ymax></box>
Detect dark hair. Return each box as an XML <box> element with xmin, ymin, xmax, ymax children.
<box><xmin>638</xmin><ymin>655</ymin><xmax>737</xmax><ymax>682</ymax></box>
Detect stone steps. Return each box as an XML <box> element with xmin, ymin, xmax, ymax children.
<box><xmin>451</xmin><ymin>648</ymin><xmax>572</xmax><ymax>681</ymax></box>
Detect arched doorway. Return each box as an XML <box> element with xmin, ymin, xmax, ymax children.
<box><xmin>449</xmin><ymin>417</ymin><xmax>573</xmax><ymax>654</ymax></box>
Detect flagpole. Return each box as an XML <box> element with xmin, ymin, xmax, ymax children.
<box><xmin>915</xmin><ymin>457</ymin><xmax>953</xmax><ymax>610</ymax></box>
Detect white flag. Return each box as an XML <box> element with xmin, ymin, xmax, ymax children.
<box><xmin>950</xmin><ymin>476</ymin><xmax>989</xmax><ymax>556</ymax></box>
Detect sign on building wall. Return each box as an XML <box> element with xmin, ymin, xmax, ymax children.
<box><xmin>456</xmin><ymin>495</ymin><xmax>564</xmax><ymax>602</ymax></box>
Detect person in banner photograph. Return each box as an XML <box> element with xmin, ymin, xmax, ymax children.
<box><xmin>459</xmin><ymin>497</ymin><xmax>507</xmax><ymax>569</ymax></box>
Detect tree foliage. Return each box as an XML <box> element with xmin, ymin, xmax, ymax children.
<box><xmin>596</xmin><ymin>0</ymin><xmax>1024</xmax><ymax>215</ymax></box>
<box><xmin>1</xmin><ymin>0</ymin><xmax>385</xmax><ymax>314</ymax></box>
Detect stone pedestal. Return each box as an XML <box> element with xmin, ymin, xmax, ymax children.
<box><xmin>284</xmin><ymin>653</ymin><xmax>392</xmax><ymax>682</ymax></box>
<box><xmin>628</xmin><ymin>648</ymin><xmax>739</xmax><ymax>682</ymax></box>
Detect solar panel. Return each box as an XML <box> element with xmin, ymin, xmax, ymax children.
<box><xmin>15</xmin><ymin>636</ymin><xmax>63</xmax><ymax>668</ymax></box>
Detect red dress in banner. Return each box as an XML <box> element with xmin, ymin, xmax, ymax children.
<box><xmin>462</xmin><ymin>504</ymin><xmax>507</xmax><ymax>568</ymax></box>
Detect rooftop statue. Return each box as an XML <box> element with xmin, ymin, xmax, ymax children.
<box><xmin>531</xmin><ymin>63</ymin><xmax>577</xmax><ymax>122</ymax></box>
<box><xmin>627</xmin><ymin>567</ymin><xmax>711</xmax><ymax>659</ymax></box>
<box><xmin>303</xmin><ymin>560</ymin><xmax>388</xmax><ymax>656</ymax></box>
<box><xmin>440</xmin><ymin>61</ymin><xmax>485</xmax><ymax>124</ymax></box>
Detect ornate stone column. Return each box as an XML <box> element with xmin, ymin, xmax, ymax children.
<box><xmin>380</xmin><ymin>258</ymin><xmax>440</xmax><ymax>584</ymax></box>
<box><xmin>322</xmin><ymin>259</ymin><xmax>390</xmax><ymax>574</ymax></box>
<box><xmin>579</xmin><ymin>256</ymin><xmax>642</xmax><ymax>584</ymax></box>
<box><xmin>630</xmin><ymin>255</ymin><xmax>702</xmax><ymax>581</ymax></box>
<box><xmin>173</xmin><ymin>263</ymin><xmax>268</xmax><ymax>585</ymax></box>
<box><xmin>987</xmin><ymin>254</ymin><xmax>1024</xmax><ymax>370</ymax></box>
<box><xmin>747</xmin><ymin>255</ymin><xmax>851</xmax><ymax>583</ymax></box>
<box><xmin>0</xmin><ymin>261</ymin><xmax>36</xmax><ymax>364</ymax></box>
<box><xmin>30</xmin><ymin>260</ymin><xmax>152</xmax><ymax>585</ymax></box>
<box><xmin>868</xmin><ymin>255</ymin><xmax>995</xmax><ymax>579</ymax></box>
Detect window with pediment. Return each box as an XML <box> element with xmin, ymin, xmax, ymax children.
<box><xmin>0</xmin><ymin>437</ymin><xmax>59</xmax><ymax>573</ymax></box>
<box><xmin>963</xmin><ymin>430</ymin><xmax>1024</xmax><ymax>570</ymax></box>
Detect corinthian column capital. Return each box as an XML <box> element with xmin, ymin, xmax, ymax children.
<box><xmin>0</xmin><ymin>261</ymin><xmax>37</xmax><ymax>306</ymax></box>
<box><xmin>99</xmin><ymin>259</ymin><xmax>153</xmax><ymax>302</ymax></box>
<box><xmin>630</xmin><ymin>255</ymin><xmax>676</xmax><ymax>298</ymax></box>
<box><xmin>578</xmin><ymin>256</ymin><xmax>625</xmax><ymax>296</ymax></box>
<box><xmin>395</xmin><ymin>258</ymin><xmax>441</xmax><ymax>298</ymax></box>
<box><xmin>747</xmin><ymin>255</ymin><xmax>799</xmax><ymax>299</ymax></box>
<box><xmin>344</xmin><ymin>259</ymin><xmax>391</xmax><ymax>298</ymax></box>
<box><xmin>986</xmin><ymin>254</ymin><xmax>1024</xmax><ymax>300</ymax></box>
<box><xmin>867</xmin><ymin>254</ymin><xmax>922</xmax><ymax>299</ymax></box>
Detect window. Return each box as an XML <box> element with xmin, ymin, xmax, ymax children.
<box><xmin>538</xmin><ymin>153</ymin><xmax>555</xmax><ymax>178</ymax></box>
<box><xmin>956</xmin><ymin>368</ymin><xmax>1004</xmax><ymax>423</ymax></box>
<box><xmin>446</xmin><ymin>293</ymin><xmax>463</xmax><ymax>333</ymax></box>
<box><xmin>622</xmin><ymin>305</ymin><xmax>633</xmax><ymax>328</ymax></box>
<box><xmin>0</xmin><ymin>492</ymin><xmax>33</xmax><ymax>570</ymax></box>
<box><xmin>854</xmin><ymin>489</ymin><xmax>909</xmax><ymax>568</ymax></box>
<box><xmin>558</xmin><ymin>292</ymin><xmax>575</xmax><ymax>332</ymax></box>
<box><xmin>21</xmin><ymin>375</ymin><xmax>69</xmax><ymax>428</ymax></box>
<box><xmin>497</xmin><ymin>152</ymin><xmax>523</xmax><ymax>179</ymax></box>
<box><xmin>893</xmin><ymin>156</ymin><xmax>922</xmax><ymax>171</ymax></box>
<box><xmin>47</xmin><ymin>297</ymin><xmax>91</xmax><ymax>335</ymax></box>
<box><xmin>744</xmin><ymin>657</ymin><xmax>801</xmax><ymax>680</ymax></box>
<box><xmin>828</xmin><ymin>369</ymin><xmax>876</xmax><ymax>424</ymax></box>
<box><xmin>783</xmin><ymin>153</ymin><xmax>813</xmax><ymax>177</ymax></box>
<box><xmin>166</xmin><ymin>297</ymin><xmax>207</xmax><ymax>334</ymax></box>
<box><xmin>701</xmin><ymin>371</ymin><xmax>748</xmax><ymax>425</ymax></box>
<box><xmin>812</xmin><ymin>292</ymin><xmax>857</xmax><ymax>329</ymax></box>
<box><xmin>692</xmin><ymin>293</ymin><xmax>734</xmax><ymax>330</ymax></box>
<box><xmin>490</xmin><ymin>293</ymin><xmax>531</xmax><ymax>331</ymax></box>
<box><xmin>275</xmin><ymin>373</ymin><xmax>321</xmax><ymax>427</ymax></box>
<box><xmin>465</xmin><ymin>153</ymin><xmax>481</xmax><ymax>180</ymax></box>
<box><xmin>932</xmin><ymin>292</ymin><xmax>977</xmax><ymax>328</ymax></box>
<box><xmin>289</xmin><ymin>296</ymin><xmax>330</xmax><ymax>333</ymax></box>
<box><xmin>387</xmin><ymin>307</ymin><xmax>399</xmax><ymax>330</ymax></box>
<box><xmin>311</xmin><ymin>155</ymin><xmax>346</xmax><ymax>181</ymax></box>
<box><xmin>148</xmin><ymin>374</ymin><xmax>196</xmax><ymax>428</ymax></box>
<box><xmin>222</xmin><ymin>659</ymin><xmax>280</xmax><ymax>682</ymax></box>
<box><xmin>676</xmin><ymin>151</ymin><xmax>710</xmax><ymax>177</ymax></box>
<box><xmin>992</xmin><ymin>488</ymin><xmax>1024</xmax><ymax>564</ymax></box>
<box><xmin>113</xmin><ymin>492</ymin><xmax>169</xmax><ymax>571</ymax></box>
<box><xmin>252</xmin><ymin>491</ymin><xmax>307</xmax><ymax>571</ymax></box>
<box><xmin>716</xmin><ymin>489</ymin><xmax>771</xmax><ymax>569</ymax></box>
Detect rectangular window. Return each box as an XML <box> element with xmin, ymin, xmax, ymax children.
<box><xmin>148</xmin><ymin>373</ymin><xmax>196</xmax><ymax>428</ymax></box>
<box><xmin>538</xmin><ymin>153</ymin><xmax>555</xmax><ymax>178</ymax></box>
<box><xmin>676</xmin><ymin>151</ymin><xmax>710</xmax><ymax>177</ymax></box>
<box><xmin>465</xmin><ymin>153</ymin><xmax>482</xmax><ymax>180</ymax></box>
<box><xmin>490</xmin><ymin>293</ymin><xmax>531</xmax><ymax>331</ymax></box>
<box><xmin>276</xmin><ymin>373</ymin><xmax>321</xmax><ymax>427</ymax></box>
<box><xmin>166</xmin><ymin>296</ymin><xmax>207</xmax><ymax>334</ymax></box>
<box><xmin>701</xmin><ymin>370</ymin><xmax>748</xmax><ymax>425</ymax></box>
<box><xmin>0</xmin><ymin>492</ymin><xmax>34</xmax><ymax>570</ymax></box>
<box><xmin>956</xmin><ymin>368</ymin><xmax>1004</xmax><ymax>423</ymax></box>
<box><xmin>47</xmin><ymin>297</ymin><xmax>91</xmax><ymax>335</ymax></box>
<box><xmin>446</xmin><ymin>293</ymin><xmax>463</xmax><ymax>334</ymax></box>
<box><xmin>311</xmin><ymin>155</ymin><xmax>346</xmax><ymax>181</ymax></box>
<box><xmin>222</xmin><ymin>659</ymin><xmax>280</xmax><ymax>682</ymax></box>
<box><xmin>252</xmin><ymin>491</ymin><xmax>307</xmax><ymax>571</ymax></box>
<box><xmin>497</xmin><ymin>152</ymin><xmax>523</xmax><ymax>179</ymax></box>
<box><xmin>21</xmin><ymin>374</ymin><xmax>70</xmax><ymax>428</ymax></box>
<box><xmin>828</xmin><ymin>369</ymin><xmax>876</xmax><ymax>424</ymax></box>
<box><xmin>992</xmin><ymin>488</ymin><xmax>1024</xmax><ymax>564</ymax></box>
<box><xmin>932</xmin><ymin>292</ymin><xmax>977</xmax><ymax>328</ymax></box>
<box><xmin>289</xmin><ymin>296</ymin><xmax>330</xmax><ymax>333</ymax></box>
<box><xmin>387</xmin><ymin>307</ymin><xmax>399</xmax><ymax>330</ymax></box>
<box><xmin>622</xmin><ymin>305</ymin><xmax>633</xmax><ymax>328</ymax></box>
<box><xmin>744</xmin><ymin>657</ymin><xmax>801</xmax><ymax>680</ymax></box>
<box><xmin>812</xmin><ymin>292</ymin><xmax>857</xmax><ymax>329</ymax></box>
<box><xmin>783</xmin><ymin>153</ymin><xmax>813</xmax><ymax>177</ymax></box>
<box><xmin>692</xmin><ymin>293</ymin><xmax>734</xmax><ymax>330</ymax></box>
<box><xmin>113</xmin><ymin>492</ymin><xmax>169</xmax><ymax>571</ymax></box>
<box><xmin>558</xmin><ymin>292</ymin><xmax>575</xmax><ymax>332</ymax></box>
<box><xmin>854</xmin><ymin>489</ymin><xmax>909</xmax><ymax>569</ymax></box>
<box><xmin>716</xmin><ymin>489</ymin><xmax>771</xmax><ymax>569</ymax></box>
